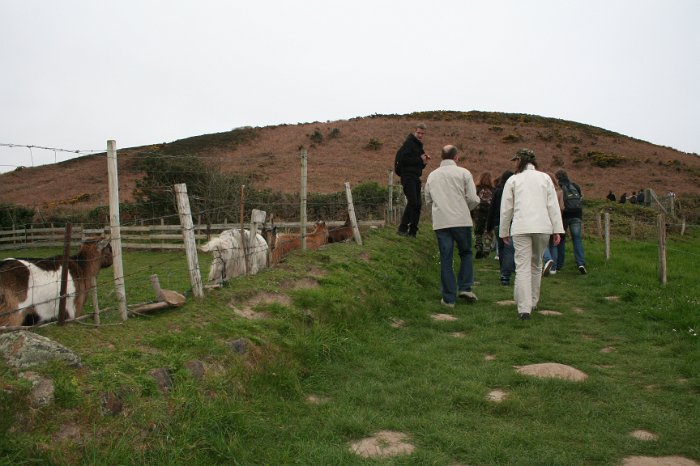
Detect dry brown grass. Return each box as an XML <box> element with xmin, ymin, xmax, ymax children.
<box><xmin>2</xmin><ymin>113</ymin><xmax>699</xmax><ymax>219</ymax></box>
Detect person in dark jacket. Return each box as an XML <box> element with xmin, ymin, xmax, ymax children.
<box><xmin>486</xmin><ymin>169</ymin><xmax>515</xmax><ymax>285</ymax></box>
<box><xmin>606</xmin><ymin>190</ymin><xmax>616</xmax><ymax>202</ymax></box>
<box><xmin>394</xmin><ymin>123</ymin><xmax>431</xmax><ymax>237</ymax></box>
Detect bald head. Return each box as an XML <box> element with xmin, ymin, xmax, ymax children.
<box><xmin>442</xmin><ymin>145</ymin><xmax>458</xmax><ymax>160</ymax></box>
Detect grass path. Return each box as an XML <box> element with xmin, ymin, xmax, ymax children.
<box><xmin>1</xmin><ymin>226</ymin><xmax>698</xmax><ymax>465</ymax></box>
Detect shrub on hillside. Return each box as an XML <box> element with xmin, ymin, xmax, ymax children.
<box><xmin>0</xmin><ymin>203</ymin><xmax>35</xmax><ymax>229</ymax></box>
<box><xmin>365</xmin><ymin>138</ymin><xmax>383</xmax><ymax>151</ymax></box>
<box><xmin>502</xmin><ymin>134</ymin><xmax>523</xmax><ymax>144</ymax></box>
<box><xmin>574</xmin><ymin>151</ymin><xmax>626</xmax><ymax>168</ymax></box>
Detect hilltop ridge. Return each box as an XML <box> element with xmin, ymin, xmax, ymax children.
<box><xmin>1</xmin><ymin>111</ymin><xmax>698</xmax><ymax>217</ymax></box>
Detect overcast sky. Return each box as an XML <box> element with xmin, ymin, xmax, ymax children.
<box><xmin>1</xmin><ymin>0</ymin><xmax>698</xmax><ymax>173</ymax></box>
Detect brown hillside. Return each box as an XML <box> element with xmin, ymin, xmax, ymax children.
<box><xmin>1</xmin><ymin>111</ymin><xmax>698</xmax><ymax>217</ymax></box>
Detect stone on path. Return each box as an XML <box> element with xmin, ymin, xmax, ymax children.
<box><xmin>306</xmin><ymin>394</ymin><xmax>331</xmax><ymax>405</ymax></box>
<box><xmin>431</xmin><ymin>313</ymin><xmax>458</xmax><ymax>322</ymax></box>
<box><xmin>622</xmin><ymin>456</ymin><xmax>699</xmax><ymax>466</ymax></box>
<box><xmin>389</xmin><ymin>318</ymin><xmax>405</xmax><ymax>328</ymax></box>
<box><xmin>496</xmin><ymin>300</ymin><xmax>516</xmax><ymax>306</ymax></box>
<box><xmin>487</xmin><ymin>389</ymin><xmax>508</xmax><ymax>402</ymax></box>
<box><xmin>600</xmin><ymin>346</ymin><xmax>615</xmax><ymax>353</ymax></box>
<box><xmin>538</xmin><ymin>310</ymin><xmax>563</xmax><ymax>316</ymax></box>
<box><xmin>630</xmin><ymin>430</ymin><xmax>658</xmax><ymax>441</ymax></box>
<box><xmin>484</xmin><ymin>354</ymin><xmax>496</xmax><ymax>361</ymax></box>
<box><xmin>349</xmin><ymin>431</ymin><xmax>415</xmax><ymax>458</ymax></box>
<box><xmin>515</xmin><ymin>362</ymin><xmax>588</xmax><ymax>382</ymax></box>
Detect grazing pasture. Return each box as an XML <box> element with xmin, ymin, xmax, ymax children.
<box><xmin>0</xmin><ymin>222</ymin><xmax>698</xmax><ymax>465</ymax></box>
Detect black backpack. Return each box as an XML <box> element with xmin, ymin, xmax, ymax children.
<box><xmin>562</xmin><ymin>182</ymin><xmax>582</xmax><ymax>210</ymax></box>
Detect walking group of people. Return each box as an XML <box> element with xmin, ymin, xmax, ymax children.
<box><xmin>394</xmin><ymin>124</ymin><xmax>587</xmax><ymax>320</ymax></box>
<box><xmin>607</xmin><ymin>189</ymin><xmax>645</xmax><ymax>204</ymax></box>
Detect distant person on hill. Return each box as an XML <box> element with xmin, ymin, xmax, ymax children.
<box><xmin>607</xmin><ymin>190</ymin><xmax>616</xmax><ymax>202</ymax></box>
<box><xmin>636</xmin><ymin>188</ymin><xmax>645</xmax><ymax>205</ymax></box>
<box><xmin>619</xmin><ymin>193</ymin><xmax>627</xmax><ymax>204</ymax></box>
<box><xmin>555</xmin><ymin>169</ymin><xmax>586</xmax><ymax>274</ymax></box>
<box><xmin>630</xmin><ymin>192</ymin><xmax>638</xmax><ymax>204</ymax></box>
<box><xmin>500</xmin><ymin>149</ymin><xmax>564</xmax><ymax>320</ymax></box>
<box><xmin>425</xmin><ymin>144</ymin><xmax>480</xmax><ymax>308</ymax></box>
<box><xmin>473</xmin><ymin>172</ymin><xmax>494</xmax><ymax>259</ymax></box>
<box><xmin>487</xmin><ymin>169</ymin><xmax>515</xmax><ymax>285</ymax></box>
<box><xmin>394</xmin><ymin>123</ymin><xmax>430</xmax><ymax>238</ymax></box>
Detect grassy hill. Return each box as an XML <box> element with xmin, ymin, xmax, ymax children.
<box><xmin>1</xmin><ymin>111</ymin><xmax>699</xmax><ymax>223</ymax></box>
<box><xmin>1</xmin><ymin>211</ymin><xmax>699</xmax><ymax>464</ymax></box>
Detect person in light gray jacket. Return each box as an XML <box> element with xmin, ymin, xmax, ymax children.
<box><xmin>425</xmin><ymin>145</ymin><xmax>481</xmax><ymax>307</ymax></box>
<box><xmin>499</xmin><ymin>149</ymin><xmax>565</xmax><ymax>320</ymax></box>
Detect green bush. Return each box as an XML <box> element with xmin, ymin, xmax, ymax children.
<box><xmin>0</xmin><ymin>203</ymin><xmax>35</xmax><ymax>228</ymax></box>
<box><xmin>365</xmin><ymin>138</ymin><xmax>383</xmax><ymax>151</ymax></box>
<box><xmin>309</xmin><ymin>128</ymin><xmax>323</xmax><ymax>144</ymax></box>
<box><xmin>575</xmin><ymin>151</ymin><xmax>626</xmax><ymax>168</ymax></box>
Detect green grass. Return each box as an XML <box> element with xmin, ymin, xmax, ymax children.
<box><xmin>1</xmin><ymin>223</ymin><xmax>699</xmax><ymax>465</ymax></box>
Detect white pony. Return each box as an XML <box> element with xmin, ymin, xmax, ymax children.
<box><xmin>200</xmin><ymin>229</ymin><xmax>268</xmax><ymax>283</ymax></box>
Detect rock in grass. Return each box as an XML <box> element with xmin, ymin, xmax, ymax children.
<box><xmin>0</xmin><ymin>331</ymin><xmax>81</xmax><ymax>370</ymax></box>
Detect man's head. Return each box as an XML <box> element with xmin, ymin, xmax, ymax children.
<box><xmin>414</xmin><ymin>123</ymin><xmax>427</xmax><ymax>141</ymax></box>
<box><xmin>441</xmin><ymin>145</ymin><xmax>458</xmax><ymax>160</ymax></box>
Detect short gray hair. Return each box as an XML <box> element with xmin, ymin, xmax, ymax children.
<box><xmin>416</xmin><ymin>123</ymin><xmax>427</xmax><ymax>130</ymax></box>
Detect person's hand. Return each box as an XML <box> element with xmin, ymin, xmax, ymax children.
<box><xmin>552</xmin><ymin>233</ymin><xmax>561</xmax><ymax>246</ymax></box>
<box><xmin>421</xmin><ymin>153</ymin><xmax>431</xmax><ymax>162</ymax></box>
<box><xmin>503</xmin><ymin>236</ymin><xmax>510</xmax><ymax>246</ymax></box>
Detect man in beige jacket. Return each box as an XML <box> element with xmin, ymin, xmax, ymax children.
<box><xmin>425</xmin><ymin>145</ymin><xmax>481</xmax><ymax>307</ymax></box>
<box><xmin>499</xmin><ymin>149</ymin><xmax>565</xmax><ymax>320</ymax></box>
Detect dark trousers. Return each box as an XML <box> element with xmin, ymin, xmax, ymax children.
<box><xmin>399</xmin><ymin>175</ymin><xmax>422</xmax><ymax>234</ymax></box>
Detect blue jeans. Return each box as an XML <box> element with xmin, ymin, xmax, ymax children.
<box><xmin>435</xmin><ymin>227</ymin><xmax>474</xmax><ymax>304</ymax></box>
<box><xmin>496</xmin><ymin>225</ymin><xmax>515</xmax><ymax>281</ymax></box>
<box><xmin>543</xmin><ymin>236</ymin><xmax>558</xmax><ymax>271</ymax></box>
<box><xmin>560</xmin><ymin>218</ymin><xmax>585</xmax><ymax>267</ymax></box>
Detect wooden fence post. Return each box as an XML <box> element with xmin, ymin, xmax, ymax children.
<box><xmin>174</xmin><ymin>183</ymin><xmax>204</xmax><ymax>298</ymax></box>
<box><xmin>604</xmin><ymin>213</ymin><xmax>611</xmax><ymax>260</ymax></box>
<box><xmin>239</xmin><ymin>185</ymin><xmax>249</xmax><ymax>275</ymax></box>
<box><xmin>597</xmin><ymin>212</ymin><xmax>603</xmax><ymax>239</ymax></box>
<box><xmin>681</xmin><ymin>217</ymin><xmax>686</xmax><ymax>236</ymax></box>
<box><xmin>58</xmin><ymin>223</ymin><xmax>72</xmax><ymax>325</ymax></box>
<box><xmin>344</xmin><ymin>182</ymin><xmax>363</xmax><ymax>245</ymax></box>
<box><xmin>300</xmin><ymin>148</ymin><xmax>308</xmax><ymax>250</ymax></box>
<box><xmin>91</xmin><ymin>276</ymin><xmax>100</xmax><ymax>325</ymax></box>
<box><xmin>657</xmin><ymin>214</ymin><xmax>667</xmax><ymax>285</ymax></box>
<box><xmin>107</xmin><ymin>140</ymin><xmax>128</xmax><ymax>321</ymax></box>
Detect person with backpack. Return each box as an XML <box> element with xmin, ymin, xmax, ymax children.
<box><xmin>394</xmin><ymin>123</ymin><xmax>431</xmax><ymax>237</ymax></box>
<box><xmin>555</xmin><ymin>169</ymin><xmax>587</xmax><ymax>274</ymax></box>
<box><xmin>473</xmin><ymin>172</ymin><xmax>494</xmax><ymax>259</ymax></box>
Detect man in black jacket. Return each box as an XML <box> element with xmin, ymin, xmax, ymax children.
<box><xmin>394</xmin><ymin>123</ymin><xmax>430</xmax><ymax>237</ymax></box>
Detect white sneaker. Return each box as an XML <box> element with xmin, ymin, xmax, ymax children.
<box><xmin>440</xmin><ymin>298</ymin><xmax>455</xmax><ymax>308</ymax></box>
<box><xmin>543</xmin><ymin>260</ymin><xmax>554</xmax><ymax>276</ymax></box>
<box><xmin>550</xmin><ymin>269</ymin><xmax>557</xmax><ymax>275</ymax></box>
<box><xmin>458</xmin><ymin>290</ymin><xmax>478</xmax><ymax>303</ymax></box>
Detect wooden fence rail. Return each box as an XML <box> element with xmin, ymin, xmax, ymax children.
<box><xmin>0</xmin><ymin>220</ymin><xmax>385</xmax><ymax>251</ymax></box>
